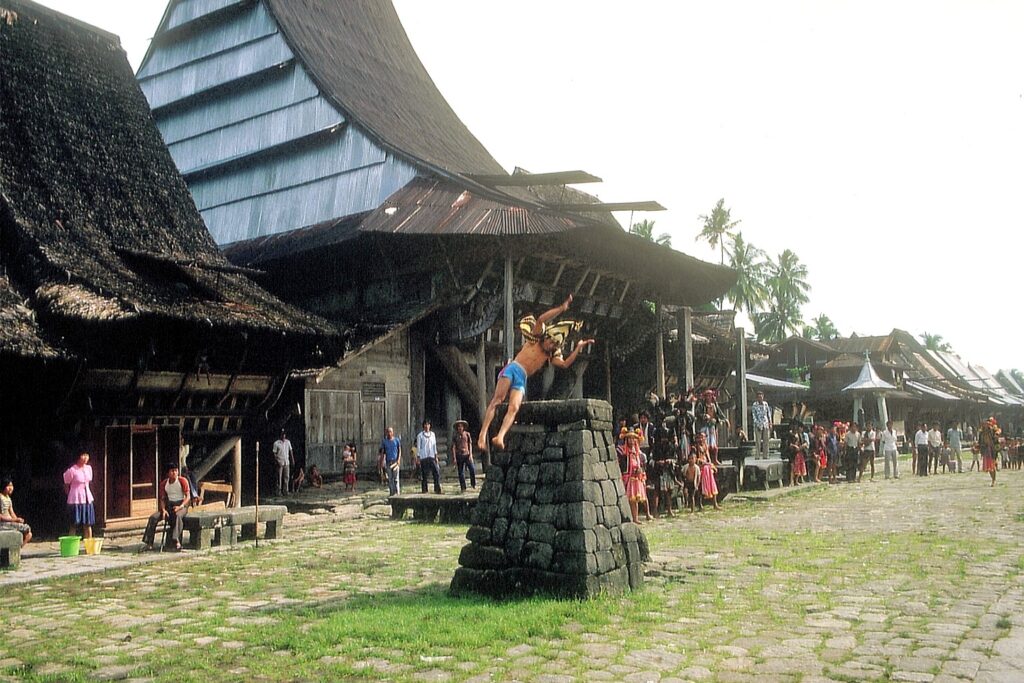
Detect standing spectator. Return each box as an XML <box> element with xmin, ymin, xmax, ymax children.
<box><xmin>880</xmin><ymin>420</ymin><xmax>900</xmax><ymax>479</ymax></box>
<box><xmin>63</xmin><ymin>451</ymin><xmax>95</xmax><ymax>540</ymax></box>
<box><xmin>379</xmin><ymin>427</ymin><xmax>402</xmax><ymax>495</ymax></box>
<box><xmin>0</xmin><ymin>478</ymin><xmax>31</xmax><ymax>547</ymax></box>
<box><xmin>142</xmin><ymin>463</ymin><xmax>191</xmax><ymax>551</ymax></box>
<box><xmin>620</xmin><ymin>428</ymin><xmax>647</xmax><ymax>523</ymax></box>
<box><xmin>634</xmin><ymin>411</ymin><xmax>655</xmax><ymax>459</ymax></box>
<box><xmin>451</xmin><ymin>420</ymin><xmax>477</xmax><ymax>491</ymax></box>
<box><xmin>965</xmin><ymin>424</ymin><xmax>975</xmax><ymax>443</ymax></box>
<box><xmin>914</xmin><ymin>423</ymin><xmax>930</xmax><ymax>476</ymax></box>
<box><xmin>860</xmin><ymin>421</ymin><xmax>877</xmax><ymax>482</ymax></box>
<box><xmin>272</xmin><ymin>430</ymin><xmax>294</xmax><ymax>495</ymax></box>
<box><xmin>976</xmin><ymin>417</ymin><xmax>1000</xmax><ymax>487</ymax></box>
<box><xmin>927</xmin><ymin>424</ymin><xmax>943</xmax><ymax>474</ymax></box>
<box><xmin>751</xmin><ymin>391</ymin><xmax>772</xmax><ymax>459</ymax></box>
<box><xmin>843</xmin><ymin>423</ymin><xmax>862</xmax><ymax>483</ymax></box>
<box><xmin>946</xmin><ymin>423</ymin><xmax>964</xmax><ymax>473</ymax></box>
<box><xmin>415</xmin><ymin>420</ymin><xmax>441</xmax><ymax>494</ymax></box>
<box><xmin>825</xmin><ymin>423</ymin><xmax>841</xmax><ymax>484</ymax></box>
<box><xmin>342</xmin><ymin>444</ymin><xmax>356</xmax><ymax>491</ymax></box>
<box><xmin>696</xmin><ymin>389</ymin><xmax>727</xmax><ymax>464</ymax></box>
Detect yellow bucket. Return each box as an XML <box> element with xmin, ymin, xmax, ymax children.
<box><xmin>83</xmin><ymin>538</ymin><xmax>103</xmax><ymax>555</ymax></box>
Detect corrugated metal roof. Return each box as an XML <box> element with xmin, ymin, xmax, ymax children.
<box><xmin>905</xmin><ymin>381</ymin><xmax>960</xmax><ymax>402</ymax></box>
<box><xmin>744</xmin><ymin>372</ymin><xmax>809</xmax><ymax>390</ymax></box>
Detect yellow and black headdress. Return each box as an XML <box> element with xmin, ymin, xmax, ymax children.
<box><xmin>518</xmin><ymin>316</ymin><xmax>583</xmax><ymax>350</ymax></box>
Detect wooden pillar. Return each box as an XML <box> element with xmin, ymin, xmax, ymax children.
<box><xmin>504</xmin><ymin>254</ymin><xmax>514</xmax><ymax>363</ymax></box>
<box><xmin>410</xmin><ymin>328</ymin><xmax>425</xmax><ymax>438</ymax></box>
<box><xmin>853</xmin><ymin>395</ymin><xmax>864</xmax><ymax>425</ymax></box>
<box><xmin>877</xmin><ymin>393</ymin><xmax>890</xmax><ymax>427</ymax></box>
<box><xmin>676</xmin><ymin>307</ymin><xmax>694</xmax><ymax>391</ymax></box>
<box><xmin>735</xmin><ymin>326</ymin><xmax>748</xmax><ymax>437</ymax></box>
<box><xmin>231</xmin><ymin>436</ymin><xmax>242</xmax><ymax>508</ymax></box>
<box><xmin>571</xmin><ymin>359</ymin><xmax>590</xmax><ymax>399</ymax></box>
<box><xmin>604</xmin><ymin>344</ymin><xmax>612</xmax><ymax>404</ymax></box>
<box><xmin>475</xmin><ymin>335</ymin><xmax>487</xmax><ymax>426</ymax></box>
<box><xmin>655</xmin><ymin>302</ymin><xmax>666</xmax><ymax>399</ymax></box>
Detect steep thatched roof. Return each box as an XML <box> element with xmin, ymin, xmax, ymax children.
<box><xmin>265</xmin><ymin>0</ymin><xmax>505</xmax><ymax>180</ymax></box>
<box><xmin>0</xmin><ymin>273</ymin><xmax>63</xmax><ymax>360</ymax></box>
<box><xmin>0</xmin><ymin>0</ymin><xmax>340</xmax><ymax>354</ymax></box>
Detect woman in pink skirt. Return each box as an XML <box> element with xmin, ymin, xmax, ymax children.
<box><xmin>621</xmin><ymin>428</ymin><xmax>647</xmax><ymax>523</ymax></box>
<box><xmin>695</xmin><ymin>433</ymin><xmax>720</xmax><ymax>510</ymax></box>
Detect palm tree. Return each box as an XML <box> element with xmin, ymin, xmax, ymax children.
<box><xmin>630</xmin><ymin>219</ymin><xmax>671</xmax><ymax>247</ymax></box>
<box><xmin>696</xmin><ymin>198</ymin><xmax>740</xmax><ymax>265</ymax></box>
<box><xmin>810</xmin><ymin>314</ymin><xmax>840</xmax><ymax>341</ymax></box>
<box><xmin>723</xmin><ymin>232</ymin><xmax>768</xmax><ymax>313</ymax></box>
<box><xmin>919</xmin><ymin>332</ymin><xmax>952</xmax><ymax>352</ymax></box>
<box><xmin>768</xmin><ymin>249</ymin><xmax>810</xmax><ymax>307</ymax></box>
<box><xmin>752</xmin><ymin>289</ymin><xmax>804</xmax><ymax>343</ymax></box>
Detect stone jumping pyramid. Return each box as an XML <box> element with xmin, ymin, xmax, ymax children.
<box><xmin>450</xmin><ymin>399</ymin><xmax>649</xmax><ymax>599</ymax></box>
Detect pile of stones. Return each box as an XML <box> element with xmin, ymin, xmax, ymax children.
<box><xmin>450</xmin><ymin>399</ymin><xmax>649</xmax><ymax>599</ymax></box>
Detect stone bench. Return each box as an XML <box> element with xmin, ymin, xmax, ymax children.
<box><xmin>181</xmin><ymin>505</ymin><xmax>286</xmax><ymax>549</ymax></box>
<box><xmin>224</xmin><ymin>505</ymin><xmax>287</xmax><ymax>541</ymax></box>
<box><xmin>182</xmin><ymin>510</ymin><xmax>234</xmax><ymax>551</ymax></box>
<box><xmin>0</xmin><ymin>529</ymin><xmax>22</xmax><ymax>569</ymax></box>
<box><xmin>743</xmin><ymin>458</ymin><xmax>786</xmax><ymax>490</ymax></box>
<box><xmin>389</xmin><ymin>493</ymin><xmax>477</xmax><ymax>523</ymax></box>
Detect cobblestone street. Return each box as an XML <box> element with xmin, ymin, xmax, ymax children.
<box><xmin>1</xmin><ymin>469</ymin><xmax>1022</xmax><ymax>682</ymax></box>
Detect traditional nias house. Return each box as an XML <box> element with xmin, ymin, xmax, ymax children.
<box><xmin>138</xmin><ymin>0</ymin><xmax>736</xmax><ymax>471</ymax></box>
<box><xmin>0</xmin><ymin>0</ymin><xmax>341</xmax><ymax>532</ymax></box>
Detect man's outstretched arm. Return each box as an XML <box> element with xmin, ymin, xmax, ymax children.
<box><xmin>551</xmin><ymin>338</ymin><xmax>595</xmax><ymax>369</ymax></box>
<box><xmin>533</xmin><ymin>294</ymin><xmax>573</xmax><ymax>333</ymax></box>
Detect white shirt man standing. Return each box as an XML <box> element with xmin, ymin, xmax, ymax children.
<box><xmin>415</xmin><ymin>420</ymin><xmax>441</xmax><ymax>494</ymax></box>
<box><xmin>272</xmin><ymin>431</ymin><xmax>294</xmax><ymax>496</ymax></box>
<box><xmin>880</xmin><ymin>421</ymin><xmax>900</xmax><ymax>480</ymax></box>
<box><xmin>927</xmin><ymin>425</ymin><xmax>943</xmax><ymax>474</ymax></box>
<box><xmin>914</xmin><ymin>424</ymin><xmax>930</xmax><ymax>476</ymax></box>
<box><xmin>750</xmin><ymin>391</ymin><xmax>772</xmax><ymax>459</ymax></box>
<box><xmin>946</xmin><ymin>423</ymin><xmax>964</xmax><ymax>473</ymax></box>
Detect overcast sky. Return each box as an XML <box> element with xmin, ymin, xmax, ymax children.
<box><xmin>32</xmin><ymin>1</ymin><xmax>1024</xmax><ymax>373</ymax></box>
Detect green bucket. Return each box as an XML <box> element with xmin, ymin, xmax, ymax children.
<box><xmin>59</xmin><ymin>535</ymin><xmax>81</xmax><ymax>557</ymax></box>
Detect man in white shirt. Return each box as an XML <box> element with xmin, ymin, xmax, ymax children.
<box><xmin>415</xmin><ymin>420</ymin><xmax>441</xmax><ymax>494</ymax></box>
<box><xmin>914</xmin><ymin>424</ymin><xmax>930</xmax><ymax>476</ymax></box>
<box><xmin>880</xmin><ymin>420</ymin><xmax>900</xmax><ymax>479</ymax></box>
<box><xmin>272</xmin><ymin>430</ymin><xmax>294</xmax><ymax>495</ymax></box>
<box><xmin>843</xmin><ymin>423</ymin><xmax>861</xmax><ymax>483</ymax></box>
<box><xmin>750</xmin><ymin>391</ymin><xmax>772</xmax><ymax>459</ymax></box>
<box><xmin>927</xmin><ymin>424</ymin><xmax>943</xmax><ymax>474</ymax></box>
<box><xmin>858</xmin><ymin>423</ymin><xmax>877</xmax><ymax>482</ymax></box>
<box><xmin>946</xmin><ymin>423</ymin><xmax>964</xmax><ymax>473</ymax></box>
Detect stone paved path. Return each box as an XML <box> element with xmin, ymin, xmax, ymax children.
<box><xmin>0</xmin><ymin>469</ymin><xmax>1021</xmax><ymax>682</ymax></box>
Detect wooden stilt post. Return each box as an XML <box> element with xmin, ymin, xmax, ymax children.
<box><xmin>604</xmin><ymin>344</ymin><xmax>612</xmax><ymax>404</ymax></box>
<box><xmin>735</xmin><ymin>326</ymin><xmax>748</xmax><ymax>489</ymax></box>
<box><xmin>655</xmin><ymin>302</ymin><xmax>666</xmax><ymax>399</ymax></box>
<box><xmin>254</xmin><ymin>440</ymin><xmax>260</xmax><ymax>549</ymax></box>
<box><xmin>677</xmin><ymin>307</ymin><xmax>694</xmax><ymax>391</ymax></box>
<box><xmin>231</xmin><ymin>437</ymin><xmax>241</xmax><ymax>508</ymax></box>
<box><xmin>504</xmin><ymin>254</ymin><xmax>514</xmax><ymax>363</ymax></box>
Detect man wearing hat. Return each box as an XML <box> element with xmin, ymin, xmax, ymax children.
<box><xmin>478</xmin><ymin>294</ymin><xmax>595</xmax><ymax>451</ymax></box>
<box><xmin>450</xmin><ymin>419</ymin><xmax>476</xmax><ymax>491</ymax></box>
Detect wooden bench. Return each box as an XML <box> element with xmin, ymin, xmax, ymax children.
<box><xmin>0</xmin><ymin>529</ymin><xmax>22</xmax><ymax>569</ymax></box>
<box><xmin>194</xmin><ymin>481</ymin><xmax>234</xmax><ymax>510</ymax></box>
<box><xmin>743</xmin><ymin>458</ymin><xmax>786</xmax><ymax>490</ymax></box>
<box><xmin>389</xmin><ymin>493</ymin><xmax>477</xmax><ymax>523</ymax></box>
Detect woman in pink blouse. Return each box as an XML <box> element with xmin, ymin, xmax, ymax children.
<box><xmin>62</xmin><ymin>451</ymin><xmax>95</xmax><ymax>539</ymax></box>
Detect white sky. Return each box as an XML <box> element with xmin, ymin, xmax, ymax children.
<box><xmin>31</xmin><ymin>1</ymin><xmax>1024</xmax><ymax>372</ymax></box>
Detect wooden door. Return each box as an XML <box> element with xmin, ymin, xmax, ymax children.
<box><xmin>105</xmin><ymin>426</ymin><xmax>132</xmax><ymax>519</ymax></box>
<box><xmin>360</xmin><ymin>401</ymin><xmax>386</xmax><ymax>470</ymax></box>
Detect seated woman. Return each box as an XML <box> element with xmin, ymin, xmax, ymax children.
<box><xmin>0</xmin><ymin>478</ymin><xmax>32</xmax><ymax>547</ymax></box>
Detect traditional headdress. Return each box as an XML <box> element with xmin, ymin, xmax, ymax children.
<box><xmin>518</xmin><ymin>315</ymin><xmax>583</xmax><ymax>349</ymax></box>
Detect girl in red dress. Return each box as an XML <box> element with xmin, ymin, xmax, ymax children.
<box><xmin>620</xmin><ymin>428</ymin><xmax>648</xmax><ymax>523</ymax></box>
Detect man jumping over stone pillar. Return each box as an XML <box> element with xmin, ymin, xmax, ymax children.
<box><xmin>478</xmin><ymin>294</ymin><xmax>594</xmax><ymax>451</ymax></box>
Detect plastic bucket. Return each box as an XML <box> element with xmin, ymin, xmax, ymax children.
<box><xmin>59</xmin><ymin>535</ymin><xmax>81</xmax><ymax>557</ymax></box>
<box><xmin>83</xmin><ymin>538</ymin><xmax>103</xmax><ymax>555</ymax></box>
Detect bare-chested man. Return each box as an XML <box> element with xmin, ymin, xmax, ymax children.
<box><xmin>478</xmin><ymin>295</ymin><xmax>595</xmax><ymax>451</ymax></box>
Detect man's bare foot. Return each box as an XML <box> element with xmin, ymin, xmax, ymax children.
<box><xmin>491</xmin><ymin>436</ymin><xmax>505</xmax><ymax>451</ymax></box>
<box><xmin>477</xmin><ymin>436</ymin><xmax>488</xmax><ymax>451</ymax></box>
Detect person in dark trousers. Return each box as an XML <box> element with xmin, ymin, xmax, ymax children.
<box><xmin>415</xmin><ymin>420</ymin><xmax>441</xmax><ymax>494</ymax></box>
<box><xmin>142</xmin><ymin>463</ymin><xmax>192</xmax><ymax>551</ymax></box>
<box><xmin>450</xmin><ymin>420</ymin><xmax>476</xmax><ymax>491</ymax></box>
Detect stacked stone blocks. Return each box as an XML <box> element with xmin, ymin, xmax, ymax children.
<box><xmin>450</xmin><ymin>399</ymin><xmax>649</xmax><ymax>599</ymax></box>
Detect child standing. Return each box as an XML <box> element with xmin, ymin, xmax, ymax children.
<box><xmin>695</xmin><ymin>433</ymin><xmax>720</xmax><ymax>510</ymax></box>
<box><xmin>620</xmin><ymin>428</ymin><xmax>648</xmax><ymax>523</ymax></box>
<box><xmin>342</xmin><ymin>443</ymin><xmax>357</xmax><ymax>491</ymax></box>
<box><xmin>679</xmin><ymin>451</ymin><xmax>702</xmax><ymax>512</ymax></box>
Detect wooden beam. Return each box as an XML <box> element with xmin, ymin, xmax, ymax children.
<box><xmin>655</xmin><ymin>302</ymin><xmax>666</xmax><ymax>399</ymax></box>
<box><xmin>573</xmin><ymin>268</ymin><xmax>591</xmax><ymax>294</ymax></box>
<box><xmin>588</xmin><ymin>273</ymin><xmax>602</xmax><ymax>297</ymax></box>
<box><xmin>545</xmin><ymin>200</ymin><xmax>666</xmax><ymax>212</ymax></box>
<box><xmin>195</xmin><ymin>436</ymin><xmax>240</xmax><ymax>481</ymax></box>
<box><xmin>465</xmin><ymin>170</ymin><xmax>602</xmax><ymax>186</ymax></box>
<box><xmin>551</xmin><ymin>262</ymin><xmax>566</xmax><ymax>288</ymax></box>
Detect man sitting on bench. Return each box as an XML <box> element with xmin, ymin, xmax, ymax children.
<box><xmin>142</xmin><ymin>463</ymin><xmax>192</xmax><ymax>551</ymax></box>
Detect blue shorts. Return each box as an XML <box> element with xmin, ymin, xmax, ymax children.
<box><xmin>499</xmin><ymin>361</ymin><xmax>528</xmax><ymax>393</ymax></box>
